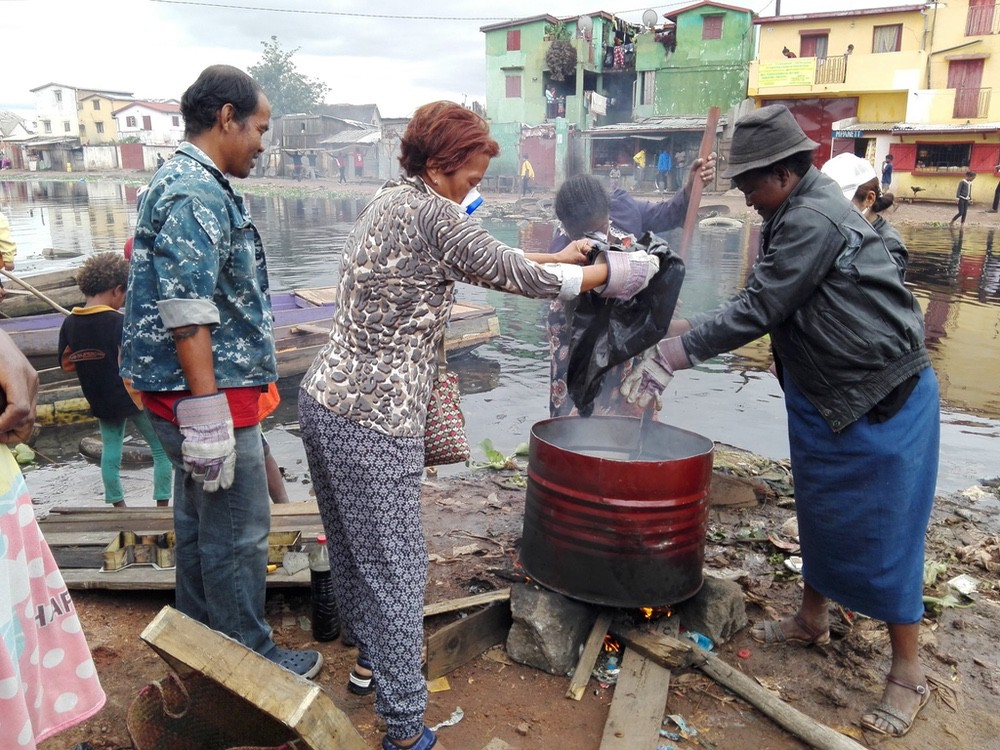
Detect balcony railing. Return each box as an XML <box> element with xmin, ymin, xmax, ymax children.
<box><xmin>953</xmin><ymin>87</ymin><xmax>991</xmax><ymax>118</ymax></box>
<box><xmin>965</xmin><ymin>4</ymin><xmax>999</xmax><ymax>35</ymax></box>
<box><xmin>815</xmin><ymin>55</ymin><xmax>848</xmax><ymax>85</ymax></box>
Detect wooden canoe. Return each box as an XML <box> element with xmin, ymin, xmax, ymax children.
<box><xmin>0</xmin><ymin>267</ymin><xmax>84</xmax><ymax>318</ymax></box>
<box><xmin>3</xmin><ymin>288</ymin><xmax>338</xmax><ymax>358</ymax></box>
<box><xmin>33</xmin><ymin>293</ymin><xmax>501</xmax><ymax>425</ymax></box>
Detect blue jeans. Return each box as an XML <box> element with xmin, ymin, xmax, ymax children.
<box><xmin>150</xmin><ymin>413</ymin><xmax>275</xmax><ymax>656</ymax></box>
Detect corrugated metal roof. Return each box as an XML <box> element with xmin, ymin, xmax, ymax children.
<box><xmin>318</xmin><ymin>129</ymin><xmax>382</xmax><ymax>146</ymax></box>
<box><xmin>854</xmin><ymin>122</ymin><xmax>896</xmax><ymax>132</ymax></box>
<box><xmin>583</xmin><ymin>115</ymin><xmax>727</xmax><ymax>137</ymax></box>
<box><xmin>892</xmin><ymin>121</ymin><xmax>1000</xmax><ymax>134</ymax></box>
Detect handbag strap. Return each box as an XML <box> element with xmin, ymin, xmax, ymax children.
<box><xmin>435</xmin><ymin>338</ymin><xmax>448</xmax><ymax>379</ymax></box>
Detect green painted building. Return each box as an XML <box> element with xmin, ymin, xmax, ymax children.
<box><xmin>480</xmin><ymin>4</ymin><xmax>754</xmax><ymax>184</ymax></box>
<box><xmin>636</xmin><ymin>2</ymin><xmax>754</xmax><ymax>119</ymax></box>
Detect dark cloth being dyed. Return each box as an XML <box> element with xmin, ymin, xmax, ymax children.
<box><xmin>565</xmin><ymin>232</ymin><xmax>684</xmax><ymax>415</ymax></box>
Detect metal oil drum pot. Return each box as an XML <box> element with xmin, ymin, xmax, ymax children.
<box><xmin>521</xmin><ymin>416</ymin><xmax>714</xmax><ymax>608</ymax></box>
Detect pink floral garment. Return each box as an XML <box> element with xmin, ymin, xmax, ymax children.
<box><xmin>0</xmin><ymin>446</ymin><xmax>105</xmax><ymax>748</ymax></box>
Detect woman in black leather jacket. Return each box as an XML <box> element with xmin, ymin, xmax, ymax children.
<box><xmin>623</xmin><ymin>106</ymin><xmax>940</xmax><ymax>739</ymax></box>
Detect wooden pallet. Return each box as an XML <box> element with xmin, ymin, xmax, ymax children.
<box><xmin>39</xmin><ymin>502</ymin><xmax>323</xmax><ymax>591</ymax></box>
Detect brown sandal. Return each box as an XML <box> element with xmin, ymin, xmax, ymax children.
<box><xmin>860</xmin><ymin>675</ymin><xmax>932</xmax><ymax>737</ymax></box>
<box><xmin>750</xmin><ymin>613</ymin><xmax>831</xmax><ymax>647</ymax></box>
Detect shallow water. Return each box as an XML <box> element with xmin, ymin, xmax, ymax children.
<box><xmin>3</xmin><ymin>179</ymin><xmax>999</xmax><ymax>504</ymax></box>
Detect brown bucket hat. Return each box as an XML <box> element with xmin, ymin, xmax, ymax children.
<box><xmin>722</xmin><ymin>105</ymin><xmax>819</xmax><ymax>179</ymax></box>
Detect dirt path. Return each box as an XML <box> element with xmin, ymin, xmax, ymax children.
<box><xmin>35</xmin><ymin>449</ymin><xmax>1000</xmax><ymax>750</ymax></box>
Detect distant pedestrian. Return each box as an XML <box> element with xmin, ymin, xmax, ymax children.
<box><xmin>520</xmin><ymin>156</ymin><xmax>534</xmax><ymax>196</ymax></box>
<box><xmin>632</xmin><ymin>148</ymin><xmax>646</xmax><ymax>190</ymax></box>
<box><xmin>656</xmin><ymin>149</ymin><xmax>672</xmax><ymax>193</ymax></box>
<box><xmin>58</xmin><ymin>252</ymin><xmax>172</xmax><ymax>508</ymax></box>
<box><xmin>0</xmin><ymin>210</ymin><xmax>17</xmax><ymax>271</ymax></box>
<box><xmin>354</xmin><ymin>149</ymin><xmax>364</xmax><ymax>178</ymax></box>
<box><xmin>990</xmin><ymin>160</ymin><xmax>1000</xmax><ymax>213</ymax></box>
<box><xmin>335</xmin><ymin>155</ymin><xmax>347</xmax><ymax>183</ymax></box>
<box><xmin>608</xmin><ymin>165</ymin><xmax>621</xmax><ymax>191</ymax></box>
<box><xmin>673</xmin><ymin>147</ymin><xmax>687</xmax><ymax>192</ymax></box>
<box><xmin>156</xmin><ymin>153</ymin><xmax>166</xmax><ymax>169</ymax></box>
<box><xmin>306</xmin><ymin>151</ymin><xmax>318</xmax><ymax>179</ymax></box>
<box><xmin>291</xmin><ymin>150</ymin><xmax>303</xmax><ymax>181</ymax></box>
<box><xmin>951</xmin><ymin>171</ymin><xmax>976</xmax><ymax>226</ymax></box>
<box><xmin>881</xmin><ymin>154</ymin><xmax>893</xmax><ymax>193</ymax></box>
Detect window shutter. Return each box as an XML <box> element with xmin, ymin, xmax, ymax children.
<box><xmin>889</xmin><ymin>143</ymin><xmax>916</xmax><ymax>171</ymax></box>
<box><xmin>970</xmin><ymin>143</ymin><xmax>999</xmax><ymax>173</ymax></box>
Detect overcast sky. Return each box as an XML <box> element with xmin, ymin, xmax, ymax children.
<box><xmin>1</xmin><ymin>0</ymin><xmax>917</xmax><ymax>120</ymax></box>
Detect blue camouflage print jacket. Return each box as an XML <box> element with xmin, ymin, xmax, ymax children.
<box><xmin>120</xmin><ymin>142</ymin><xmax>276</xmax><ymax>392</ymax></box>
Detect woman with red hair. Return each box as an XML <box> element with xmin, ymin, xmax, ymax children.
<box><xmin>298</xmin><ymin>101</ymin><xmax>657</xmax><ymax>750</ymax></box>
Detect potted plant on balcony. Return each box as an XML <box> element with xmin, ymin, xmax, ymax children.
<box><xmin>545</xmin><ymin>23</ymin><xmax>577</xmax><ymax>82</ymax></box>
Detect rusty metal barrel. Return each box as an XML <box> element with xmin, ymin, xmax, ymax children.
<box><xmin>521</xmin><ymin>416</ymin><xmax>714</xmax><ymax>608</ymax></box>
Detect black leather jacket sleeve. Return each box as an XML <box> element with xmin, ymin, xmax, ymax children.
<box><xmin>681</xmin><ymin>168</ymin><xmax>929</xmax><ymax>432</ymax></box>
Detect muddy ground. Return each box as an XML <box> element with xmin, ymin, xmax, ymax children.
<box><xmin>16</xmin><ymin>169</ymin><xmax>1000</xmax><ymax>748</ymax></box>
<box><xmin>34</xmin><ymin>442</ymin><xmax>1000</xmax><ymax>750</ymax></box>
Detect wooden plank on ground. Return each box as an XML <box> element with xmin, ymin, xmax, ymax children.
<box><xmin>50</xmin><ymin>547</ymin><xmax>105</xmax><ymax>569</ymax></box>
<box><xmin>708</xmin><ymin>472</ymin><xmax>758</xmax><ymax>507</ymax></box>
<box><xmin>39</xmin><ymin>531</ymin><xmax>118</xmax><ymax>546</ymax></box>
<box><xmin>567</xmin><ymin>610</ymin><xmax>613</xmax><ymax>700</ymax></box>
<box><xmin>614</xmin><ymin>628</ymin><xmax>868</xmax><ymax>750</ymax></box>
<box><xmin>141</xmin><ymin>606</ymin><xmax>368</xmax><ymax>750</ymax></box>
<box><xmin>423</xmin><ymin>589</ymin><xmax>510</xmax><ymax>618</ymax></box>
<box><xmin>425</xmin><ymin>601</ymin><xmax>512</xmax><ymax>680</ymax></box>
<box><xmin>37</xmin><ymin>508</ymin><xmax>322</xmax><ymax>534</ymax></box>
<box><xmin>599</xmin><ymin>647</ymin><xmax>671</xmax><ymax>749</ymax></box>
<box><xmin>60</xmin><ymin>565</ymin><xmax>310</xmax><ymax>591</ymax></box>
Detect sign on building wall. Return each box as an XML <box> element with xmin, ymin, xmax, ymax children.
<box><xmin>758</xmin><ymin>60</ymin><xmax>815</xmax><ymax>87</ymax></box>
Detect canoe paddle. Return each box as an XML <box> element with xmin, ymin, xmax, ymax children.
<box><xmin>678</xmin><ymin>105</ymin><xmax>721</xmax><ymax>258</ymax></box>
<box><xmin>0</xmin><ymin>268</ymin><xmax>72</xmax><ymax>316</ymax></box>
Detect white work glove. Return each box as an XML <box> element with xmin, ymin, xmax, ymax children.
<box><xmin>598</xmin><ymin>249</ymin><xmax>659</xmax><ymax>299</ymax></box>
<box><xmin>620</xmin><ymin>337</ymin><xmax>690</xmax><ymax>410</ymax></box>
<box><xmin>174</xmin><ymin>392</ymin><xmax>236</xmax><ymax>492</ymax></box>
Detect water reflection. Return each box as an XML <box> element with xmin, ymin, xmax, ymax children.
<box><xmin>3</xmin><ymin>178</ymin><xmax>999</xmax><ymax>491</ymax></box>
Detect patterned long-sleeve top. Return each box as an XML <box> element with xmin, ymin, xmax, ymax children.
<box><xmin>302</xmin><ymin>175</ymin><xmax>582</xmax><ymax>437</ymax></box>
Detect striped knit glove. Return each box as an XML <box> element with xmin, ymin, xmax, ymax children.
<box><xmin>621</xmin><ymin>337</ymin><xmax>690</xmax><ymax>409</ymax></box>
<box><xmin>174</xmin><ymin>393</ymin><xmax>236</xmax><ymax>492</ymax></box>
<box><xmin>598</xmin><ymin>249</ymin><xmax>659</xmax><ymax>299</ymax></box>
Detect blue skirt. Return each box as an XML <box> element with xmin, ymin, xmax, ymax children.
<box><xmin>784</xmin><ymin>368</ymin><xmax>939</xmax><ymax>624</ymax></box>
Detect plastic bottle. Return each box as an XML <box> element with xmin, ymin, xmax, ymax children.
<box><xmin>309</xmin><ymin>533</ymin><xmax>340</xmax><ymax>641</ymax></box>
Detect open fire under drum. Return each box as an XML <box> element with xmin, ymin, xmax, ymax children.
<box><xmin>521</xmin><ymin>416</ymin><xmax>714</xmax><ymax>608</ymax></box>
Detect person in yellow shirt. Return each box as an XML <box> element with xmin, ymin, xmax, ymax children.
<box><xmin>632</xmin><ymin>148</ymin><xmax>646</xmax><ymax>191</ymax></box>
<box><xmin>0</xmin><ymin>211</ymin><xmax>16</xmax><ymax>271</ymax></box>
<box><xmin>520</xmin><ymin>156</ymin><xmax>535</xmax><ymax>196</ymax></box>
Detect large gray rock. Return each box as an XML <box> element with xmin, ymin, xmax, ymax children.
<box><xmin>674</xmin><ymin>575</ymin><xmax>748</xmax><ymax>645</ymax></box>
<box><xmin>506</xmin><ymin>584</ymin><xmax>597</xmax><ymax>675</ymax></box>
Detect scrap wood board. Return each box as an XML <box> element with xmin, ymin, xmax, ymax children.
<box><xmin>141</xmin><ymin>606</ymin><xmax>368</xmax><ymax>750</ymax></box>
<box><xmin>38</xmin><ymin>502</ymin><xmax>322</xmax><ymax>590</ymax></box>
<box><xmin>425</xmin><ymin>601</ymin><xmax>512</xmax><ymax>680</ymax></box>
<box><xmin>599</xmin><ymin>647</ymin><xmax>671</xmax><ymax>750</ymax></box>
<box><xmin>37</xmin><ymin>501</ymin><xmax>325</xmax><ymax>534</ymax></box>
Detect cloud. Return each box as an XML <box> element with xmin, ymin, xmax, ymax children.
<box><xmin>0</xmin><ymin>0</ymin><xmax>923</xmax><ymax>120</ymax></box>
